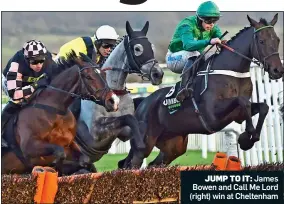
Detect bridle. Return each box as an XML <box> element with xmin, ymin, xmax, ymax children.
<box><xmin>46</xmin><ymin>65</ymin><xmax>111</xmax><ymax>105</ymax></box>
<box><xmin>219</xmin><ymin>25</ymin><xmax>279</xmax><ymax>71</ymax></box>
<box><xmin>101</xmin><ymin>35</ymin><xmax>158</xmax><ymax>81</ymax></box>
<box><xmin>252</xmin><ymin>25</ymin><xmax>279</xmax><ymax>72</ymax></box>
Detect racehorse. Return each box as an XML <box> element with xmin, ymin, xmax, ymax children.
<box><xmin>74</xmin><ymin>21</ymin><xmax>164</xmax><ymax>167</ymax></box>
<box><xmin>118</xmin><ymin>14</ymin><xmax>284</xmax><ymax>169</ymax></box>
<box><xmin>1</xmin><ymin>51</ymin><xmax>120</xmax><ymax>175</ymax></box>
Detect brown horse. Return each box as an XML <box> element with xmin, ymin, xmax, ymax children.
<box><xmin>1</xmin><ymin>51</ymin><xmax>120</xmax><ymax>175</ymax></box>
<box><xmin>119</xmin><ymin>14</ymin><xmax>284</xmax><ymax>169</ymax></box>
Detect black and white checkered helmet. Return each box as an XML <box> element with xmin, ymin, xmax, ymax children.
<box><xmin>22</xmin><ymin>40</ymin><xmax>47</xmax><ymax>59</ymax></box>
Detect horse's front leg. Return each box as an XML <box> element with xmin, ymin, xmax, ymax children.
<box><xmin>249</xmin><ymin>102</ymin><xmax>269</xmax><ymax>142</ymax></box>
<box><xmin>98</xmin><ymin>114</ymin><xmax>146</xmax><ymax>150</ymax></box>
<box><xmin>212</xmin><ymin>96</ymin><xmax>258</xmax><ymax>150</ymax></box>
<box><xmin>118</xmin><ymin>114</ymin><xmax>146</xmax><ymax>150</ymax></box>
<box><xmin>202</xmin><ymin>96</ymin><xmax>244</xmax><ymax>130</ymax></box>
<box><xmin>20</xmin><ymin>137</ymin><xmax>66</xmax><ymax>176</ymax></box>
<box><xmin>234</xmin><ymin>102</ymin><xmax>268</xmax><ymax>151</ymax></box>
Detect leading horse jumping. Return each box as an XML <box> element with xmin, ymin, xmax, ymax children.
<box><xmin>119</xmin><ymin>14</ymin><xmax>284</xmax><ymax>169</ymax></box>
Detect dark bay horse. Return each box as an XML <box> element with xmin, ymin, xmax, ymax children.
<box><xmin>74</xmin><ymin>21</ymin><xmax>164</xmax><ymax>168</ymax></box>
<box><xmin>119</xmin><ymin>14</ymin><xmax>284</xmax><ymax>169</ymax></box>
<box><xmin>1</xmin><ymin>51</ymin><xmax>120</xmax><ymax>175</ymax></box>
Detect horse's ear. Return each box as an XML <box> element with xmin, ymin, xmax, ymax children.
<box><xmin>126</xmin><ymin>21</ymin><xmax>133</xmax><ymax>37</ymax></box>
<box><xmin>247</xmin><ymin>15</ymin><xmax>258</xmax><ymax>27</ymax></box>
<box><xmin>270</xmin><ymin>13</ymin><xmax>278</xmax><ymax>26</ymax></box>
<box><xmin>141</xmin><ymin>21</ymin><xmax>149</xmax><ymax>35</ymax></box>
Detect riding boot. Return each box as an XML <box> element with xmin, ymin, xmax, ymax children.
<box><xmin>176</xmin><ymin>57</ymin><xmax>195</xmax><ymax>102</ymax></box>
<box><xmin>1</xmin><ymin>101</ymin><xmax>21</xmax><ymax>134</ymax></box>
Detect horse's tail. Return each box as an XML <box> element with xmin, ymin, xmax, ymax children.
<box><xmin>133</xmin><ymin>97</ymin><xmax>146</xmax><ymax>111</ymax></box>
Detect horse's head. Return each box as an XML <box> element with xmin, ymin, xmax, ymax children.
<box><xmin>125</xmin><ymin>21</ymin><xmax>164</xmax><ymax>85</ymax></box>
<box><xmin>247</xmin><ymin>13</ymin><xmax>284</xmax><ymax>80</ymax></box>
<box><xmin>73</xmin><ymin>52</ymin><xmax>120</xmax><ymax>112</ymax></box>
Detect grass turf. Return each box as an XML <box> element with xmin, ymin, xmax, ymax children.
<box><xmin>94</xmin><ymin>150</ymin><xmax>216</xmax><ymax>172</ymax></box>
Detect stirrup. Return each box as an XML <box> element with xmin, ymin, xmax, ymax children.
<box><xmin>187</xmin><ymin>87</ymin><xmax>194</xmax><ymax>95</ymax></box>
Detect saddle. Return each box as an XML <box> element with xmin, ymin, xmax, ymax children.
<box><xmin>163</xmin><ymin>54</ymin><xmax>216</xmax><ymax>115</ymax></box>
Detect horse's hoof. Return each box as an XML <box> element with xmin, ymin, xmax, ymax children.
<box><xmin>238</xmin><ymin>132</ymin><xmax>254</xmax><ymax>151</ymax></box>
<box><xmin>118</xmin><ymin>159</ymin><xmax>125</xmax><ymax>169</ymax></box>
<box><xmin>72</xmin><ymin>169</ymin><xmax>91</xmax><ymax>175</ymax></box>
<box><xmin>251</xmin><ymin>133</ymin><xmax>260</xmax><ymax>143</ymax></box>
<box><xmin>89</xmin><ymin>164</ymin><xmax>97</xmax><ymax>173</ymax></box>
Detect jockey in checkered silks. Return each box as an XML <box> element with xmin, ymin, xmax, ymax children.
<box><xmin>165</xmin><ymin>1</ymin><xmax>226</xmax><ymax>102</ymax></box>
<box><xmin>1</xmin><ymin>40</ymin><xmax>58</xmax><ymax>141</ymax></box>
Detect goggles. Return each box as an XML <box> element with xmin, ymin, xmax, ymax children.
<box><xmin>101</xmin><ymin>43</ymin><xmax>115</xmax><ymax>49</ymax></box>
<box><xmin>29</xmin><ymin>58</ymin><xmax>45</xmax><ymax>65</ymax></box>
<box><xmin>198</xmin><ymin>16</ymin><xmax>219</xmax><ymax>24</ymax></box>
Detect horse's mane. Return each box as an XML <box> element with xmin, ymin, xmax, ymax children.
<box><xmin>226</xmin><ymin>26</ymin><xmax>251</xmax><ymax>45</ymax></box>
<box><xmin>203</xmin><ymin>26</ymin><xmax>253</xmax><ymax>64</ymax></box>
<box><xmin>225</xmin><ymin>17</ymin><xmax>270</xmax><ymax>45</ymax></box>
<box><xmin>101</xmin><ymin>35</ymin><xmax>127</xmax><ymax>65</ymax></box>
<box><xmin>57</xmin><ymin>50</ymin><xmax>83</xmax><ymax>68</ymax></box>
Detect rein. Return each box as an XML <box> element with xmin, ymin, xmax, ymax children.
<box><xmin>47</xmin><ymin>65</ymin><xmax>108</xmax><ymax>103</ymax></box>
<box><xmin>187</xmin><ymin>25</ymin><xmax>279</xmax><ymax>135</ymax></box>
<box><xmin>180</xmin><ymin>31</ymin><xmax>229</xmax><ymax>77</ymax></box>
<box><xmin>218</xmin><ymin>25</ymin><xmax>278</xmax><ymax>70</ymax></box>
<box><xmin>30</xmin><ymin>64</ymin><xmax>110</xmax><ymax>115</ymax></box>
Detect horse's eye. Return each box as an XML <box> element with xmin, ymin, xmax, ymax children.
<box><xmin>134</xmin><ymin>44</ymin><xmax>143</xmax><ymax>56</ymax></box>
<box><xmin>259</xmin><ymin>40</ymin><xmax>264</xmax><ymax>44</ymax></box>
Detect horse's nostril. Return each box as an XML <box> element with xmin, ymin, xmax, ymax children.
<box><xmin>152</xmin><ymin>73</ymin><xmax>159</xmax><ymax>78</ymax></box>
<box><xmin>273</xmin><ymin>68</ymin><xmax>279</xmax><ymax>73</ymax></box>
<box><xmin>109</xmin><ymin>98</ymin><xmax>114</xmax><ymax>105</ymax></box>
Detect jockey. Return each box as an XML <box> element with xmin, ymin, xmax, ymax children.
<box><xmin>1</xmin><ymin>40</ymin><xmax>57</xmax><ymax>135</ymax></box>
<box><xmin>54</xmin><ymin>25</ymin><xmax>119</xmax><ymax>67</ymax></box>
<box><xmin>166</xmin><ymin>1</ymin><xmax>224</xmax><ymax>102</ymax></box>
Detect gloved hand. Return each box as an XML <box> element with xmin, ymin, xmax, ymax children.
<box><xmin>32</xmin><ymin>76</ymin><xmax>49</xmax><ymax>89</ymax></box>
<box><xmin>210</xmin><ymin>38</ymin><xmax>222</xmax><ymax>45</ymax></box>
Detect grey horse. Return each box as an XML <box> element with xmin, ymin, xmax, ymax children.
<box><xmin>72</xmin><ymin>21</ymin><xmax>164</xmax><ymax>171</ymax></box>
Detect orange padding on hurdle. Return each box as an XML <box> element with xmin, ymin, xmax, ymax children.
<box><xmin>212</xmin><ymin>152</ymin><xmax>242</xmax><ymax>171</ymax></box>
<box><xmin>56</xmin><ymin>153</ymin><xmax>242</xmax><ymax>183</ymax></box>
<box><xmin>32</xmin><ymin>166</ymin><xmax>58</xmax><ymax>204</ymax></box>
<box><xmin>30</xmin><ymin>152</ymin><xmax>241</xmax><ymax>203</ymax></box>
